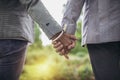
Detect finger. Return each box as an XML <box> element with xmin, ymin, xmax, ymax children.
<box><xmin>61</xmin><ymin>49</ymin><xmax>65</xmax><ymax>54</ymax></box>
<box><xmin>68</xmin><ymin>40</ymin><xmax>76</xmax><ymax>49</ymax></box>
<box><xmin>59</xmin><ymin>49</ymin><xmax>65</xmax><ymax>55</ymax></box>
<box><xmin>70</xmin><ymin>35</ymin><xmax>77</xmax><ymax>40</ymax></box>
<box><xmin>64</xmin><ymin>54</ymin><xmax>69</xmax><ymax>59</ymax></box>
<box><xmin>59</xmin><ymin>50</ymin><xmax>70</xmax><ymax>59</ymax></box>
<box><xmin>54</xmin><ymin>42</ymin><xmax>63</xmax><ymax>48</ymax></box>
<box><xmin>56</xmin><ymin>44</ymin><xmax>64</xmax><ymax>52</ymax></box>
<box><xmin>65</xmin><ymin>33</ymin><xmax>77</xmax><ymax>41</ymax></box>
<box><xmin>59</xmin><ymin>47</ymin><xmax>70</xmax><ymax>55</ymax></box>
<box><xmin>64</xmin><ymin>50</ymin><xmax>70</xmax><ymax>59</ymax></box>
<box><xmin>52</xmin><ymin>41</ymin><xmax>58</xmax><ymax>44</ymax></box>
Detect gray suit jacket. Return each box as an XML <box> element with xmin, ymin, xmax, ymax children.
<box><xmin>0</xmin><ymin>0</ymin><xmax>62</xmax><ymax>43</ymax></box>
<box><xmin>62</xmin><ymin>0</ymin><xmax>120</xmax><ymax>46</ymax></box>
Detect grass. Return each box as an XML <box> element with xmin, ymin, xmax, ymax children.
<box><xmin>20</xmin><ymin>46</ymin><xmax>94</xmax><ymax>80</ymax></box>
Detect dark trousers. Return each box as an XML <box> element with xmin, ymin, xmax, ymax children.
<box><xmin>0</xmin><ymin>40</ymin><xmax>28</xmax><ymax>80</ymax></box>
<box><xmin>87</xmin><ymin>42</ymin><xmax>120</xmax><ymax>80</ymax></box>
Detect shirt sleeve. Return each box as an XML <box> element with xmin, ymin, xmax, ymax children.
<box><xmin>20</xmin><ymin>0</ymin><xmax>63</xmax><ymax>39</ymax></box>
<box><xmin>62</xmin><ymin>0</ymin><xmax>85</xmax><ymax>35</ymax></box>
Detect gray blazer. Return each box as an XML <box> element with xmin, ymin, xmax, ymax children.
<box><xmin>0</xmin><ymin>0</ymin><xmax>62</xmax><ymax>43</ymax></box>
<box><xmin>62</xmin><ymin>0</ymin><xmax>120</xmax><ymax>46</ymax></box>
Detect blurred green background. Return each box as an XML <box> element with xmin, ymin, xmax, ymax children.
<box><xmin>20</xmin><ymin>21</ymin><xmax>95</xmax><ymax>80</ymax></box>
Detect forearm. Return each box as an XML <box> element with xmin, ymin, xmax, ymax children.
<box><xmin>62</xmin><ymin>0</ymin><xmax>85</xmax><ymax>34</ymax></box>
<box><xmin>20</xmin><ymin>0</ymin><xmax>63</xmax><ymax>39</ymax></box>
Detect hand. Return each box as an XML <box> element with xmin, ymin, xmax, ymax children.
<box><xmin>52</xmin><ymin>37</ymin><xmax>76</xmax><ymax>54</ymax></box>
<box><xmin>52</xmin><ymin>40</ymin><xmax>76</xmax><ymax>59</ymax></box>
<box><xmin>52</xmin><ymin>32</ymin><xmax>77</xmax><ymax>59</ymax></box>
<box><xmin>52</xmin><ymin>34</ymin><xmax>76</xmax><ymax>51</ymax></box>
<box><xmin>52</xmin><ymin>31</ymin><xmax>76</xmax><ymax>48</ymax></box>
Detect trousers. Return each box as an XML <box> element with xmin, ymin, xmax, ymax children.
<box><xmin>87</xmin><ymin>42</ymin><xmax>120</xmax><ymax>80</ymax></box>
<box><xmin>0</xmin><ymin>39</ymin><xmax>28</xmax><ymax>80</ymax></box>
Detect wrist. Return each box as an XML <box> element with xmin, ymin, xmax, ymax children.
<box><xmin>52</xmin><ymin>30</ymin><xmax>64</xmax><ymax>42</ymax></box>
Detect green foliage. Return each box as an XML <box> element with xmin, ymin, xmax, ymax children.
<box><xmin>28</xmin><ymin>23</ymin><xmax>43</xmax><ymax>51</ymax></box>
<box><xmin>20</xmin><ymin>46</ymin><xmax>94</xmax><ymax>80</ymax></box>
<box><xmin>78</xmin><ymin>64</ymin><xmax>94</xmax><ymax>80</ymax></box>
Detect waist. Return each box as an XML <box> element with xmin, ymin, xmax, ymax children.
<box><xmin>0</xmin><ymin>12</ymin><xmax>34</xmax><ymax>43</ymax></box>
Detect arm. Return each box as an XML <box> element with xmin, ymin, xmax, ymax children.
<box><xmin>51</xmin><ymin>0</ymin><xmax>85</xmax><ymax>56</ymax></box>
<box><xmin>62</xmin><ymin>0</ymin><xmax>85</xmax><ymax>34</ymax></box>
<box><xmin>20</xmin><ymin>0</ymin><xmax>62</xmax><ymax>39</ymax></box>
<box><xmin>28</xmin><ymin>0</ymin><xmax>77</xmax><ymax>57</ymax></box>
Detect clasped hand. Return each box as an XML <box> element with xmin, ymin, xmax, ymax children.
<box><xmin>52</xmin><ymin>32</ymin><xmax>77</xmax><ymax>59</ymax></box>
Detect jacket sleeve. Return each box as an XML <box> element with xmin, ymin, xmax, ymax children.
<box><xmin>20</xmin><ymin>0</ymin><xmax>62</xmax><ymax>39</ymax></box>
<box><xmin>62</xmin><ymin>0</ymin><xmax>85</xmax><ymax>35</ymax></box>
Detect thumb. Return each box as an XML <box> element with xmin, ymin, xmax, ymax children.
<box><xmin>64</xmin><ymin>33</ymin><xmax>77</xmax><ymax>40</ymax></box>
<box><xmin>70</xmin><ymin>35</ymin><xmax>77</xmax><ymax>40</ymax></box>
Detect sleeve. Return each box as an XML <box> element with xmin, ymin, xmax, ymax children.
<box><xmin>62</xmin><ymin>0</ymin><xmax>85</xmax><ymax>35</ymax></box>
<box><xmin>19</xmin><ymin>0</ymin><xmax>32</xmax><ymax>4</ymax></box>
<box><xmin>20</xmin><ymin>0</ymin><xmax>63</xmax><ymax>39</ymax></box>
